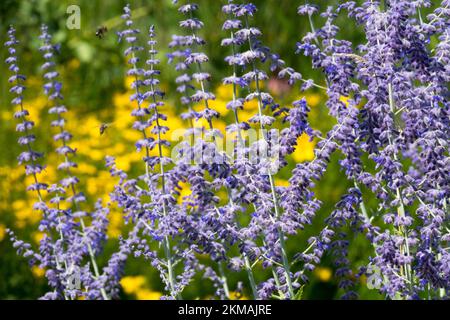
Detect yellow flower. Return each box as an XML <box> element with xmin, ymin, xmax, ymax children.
<box><xmin>58</xmin><ymin>202</ymin><xmax>71</xmax><ymax>211</ymax></box>
<box><xmin>292</xmin><ymin>133</ymin><xmax>315</xmax><ymax>162</ymax></box>
<box><xmin>71</xmin><ymin>140</ymin><xmax>87</xmax><ymax>156</ymax></box>
<box><xmin>12</xmin><ymin>199</ymin><xmax>27</xmax><ymax>211</ymax></box>
<box><xmin>212</xmin><ymin>99</ymin><xmax>230</xmax><ymax>116</ymax></box>
<box><xmin>25</xmin><ymin>175</ymin><xmax>36</xmax><ymax>190</ymax></box>
<box><xmin>32</xmin><ymin>232</ymin><xmax>45</xmax><ymax>244</ymax></box>
<box><xmin>27</xmin><ymin>97</ymin><xmax>48</xmax><ymax>120</ymax></box>
<box><xmin>89</xmin><ymin>149</ymin><xmax>105</xmax><ymax>162</ymax></box>
<box><xmin>114</xmin><ymin>113</ymin><xmax>133</xmax><ymax>131</ymax></box>
<box><xmin>339</xmin><ymin>95</ymin><xmax>362</xmax><ymax>108</ymax></box>
<box><xmin>216</xmin><ymin>84</ymin><xmax>233</xmax><ymax>100</ymax></box>
<box><xmin>192</xmin><ymin>117</ymin><xmax>209</xmax><ymax>129</ymax></box>
<box><xmin>304</xmin><ymin>93</ymin><xmax>321</xmax><ymax>107</ymax></box>
<box><xmin>178</xmin><ymin>182</ymin><xmax>192</xmax><ymax>205</ymax></box>
<box><xmin>164</xmin><ymin>119</ymin><xmax>187</xmax><ymax>142</ymax></box>
<box><xmin>243</xmin><ymin>99</ymin><xmax>258</xmax><ymax>111</ymax></box>
<box><xmin>40</xmin><ymin>165</ymin><xmax>57</xmax><ymax>183</ymax></box>
<box><xmin>77</xmin><ymin>163</ymin><xmax>97</xmax><ymax>175</ymax></box>
<box><xmin>10</xmin><ymin>167</ymin><xmax>24</xmax><ymax>181</ymax></box>
<box><xmin>31</xmin><ymin>266</ymin><xmax>45</xmax><ymax>278</ymax></box>
<box><xmin>250</xmin><ymin>80</ymin><xmax>265</xmax><ymax>90</ymax></box>
<box><xmin>107</xmin><ymin>210</ymin><xmax>123</xmax><ymax>239</ymax></box>
<box><xmin>229</xmin><ymin>291</ymin><xmax>248</xmax><ymax>300</ymax></box>
<box><xmin>119</xmin><ymin>155</ymin><xmax>135</xmax><ymax>171</ymax></box>
<box><xmin>0</xmin><ymin>224</ymin><xmax>6</xmax><ymax>242</ymax></box>
<box><xmin>125</xmin><ymin>76</ymin><xmax>135</xmax><ymax>90</ymax></box>
<box><xmin>107</xmin><ymin>227</ymin><xmax>122</xmax><ymax>239</ymax></box>
<box><xmin>13</xmin><ymin>199</ymin><xmax>40</xmax><ymax>227</ymax></box>
<box><xmin>314</xmin><ymin>267</ymin><xmax>332</xmax><ymax>282</ymax></box>
<box><xmin>129</xmin><ymin>151</ymin><xmax>143</xmax><ymax>162</ymax></box>
<box><xmin>237</xmin><ymin>110</ymin><xmax>254</xmax><ymax>123</ymax></box>
<box><xmin>122</xmin><ymin>129</ymin><xmax>142</xmax><ymax>142</ymax></box>
<box><xmin>113</xmin><ymin>93</ymin><xmax>132</xmax><ymax>110</ymax></box>
<box><xmin>212</xmin><ymin>119</ymin><xmax>227</xmax><ymax>134</ymax></box>
<box><xmin>191</xmin><ymin>103</ymin><xmax>203</xmax><ymax>113</ymax></box>
<box><xmin>135</xmin><ymin>289</ymin><xmax>162</xmax><ymax>300</ymax></box>
<box><xmin>340</xmin><ymin>95</ymin><xmax>350</xmax><ymax>106</ymax></box>
<box><xmin>82</xmin><ymin>116</ymin><xmax>101</xmax><ymax>138</ymax></box>
<box><xmin>86</xmin><ymin>171</ymin><xmax>116</xmax><ymax>197</ymax></box>
<box><xmin>86</xmin><ymin>177</ymin><xmax>99</xmax><ymax>196</ymax></box>
<box><xmin>275</xmin><ymin>179</ymin><xmax>289</xmax><ymax>187</ymax></box>
<box><xmin>120</xmin><ymin>276</ymin><xmax>147</xmax><ymax>294</ymax></box>
<box><xmin>113</xmin><ymin>143</ymin><xmax>126</xmax><ymax>154</ymax></box>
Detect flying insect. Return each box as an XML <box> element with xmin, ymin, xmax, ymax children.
<box><xmin>95</xmin><ymin>26</ymin><xmax>108</xmax><ymax>39</ymax></box>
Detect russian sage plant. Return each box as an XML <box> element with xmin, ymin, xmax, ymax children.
<box><xmin>4</xmin><ymin>0</ymin><xmax>449</xmax><ymax>300</ymax></box>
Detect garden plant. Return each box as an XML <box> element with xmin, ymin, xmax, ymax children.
<box><xmin>1</xmin><ymin>0</ymin><xmax>449</xmax><ymax>300</ymax></box>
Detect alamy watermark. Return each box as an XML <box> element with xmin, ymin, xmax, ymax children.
<box><xmin>64</xmin><ymin>264</ymin><xmax>81</xmax><ymax>291</ymax></box>
<box><xmin>66</xmin><ymin>5</ymin><xmax>81</xmax><ymax>30</ymax></box>
<box><xmin>366</xmin><ymin>265</ymin><xmax>385</xmax><ymax>290</ymax></box>
<box><xmin>365</xmin><ymin>264</ymin><xmax>401</xmax><ymax>299</ymax></box>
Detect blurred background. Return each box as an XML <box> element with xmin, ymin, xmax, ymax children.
<box><xmin>0</xmin><ymin>0</ymin><xmax>433</xmax><ymax>299</ymax></box>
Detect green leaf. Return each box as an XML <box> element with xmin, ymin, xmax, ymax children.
<box><xmin>293</xmin><ymin>286</ymin><xmax>304</xmax><ymax>300</ymax></box>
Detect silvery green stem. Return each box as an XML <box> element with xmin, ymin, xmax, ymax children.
<box><xmin>145</xmin><ymin>43</ymin><xmax>181</xmax><ymax>299</ymax></box>
<box><xmin>16</xmin><ymin>71</ymin><xmax>72</xmax><ymax>300</ymax></box>
<box><xmin>244</xmin><ymin>253</ymin><xmax>259</xmax><ymax>299</ymax></box>
<box><xmin>387</xmin><ymin>83</ymin><xmax>413</xmax><ymax>292</ymax></box>
<box><xmin>226</xmin><ymin>22</ymin><xmax>261</xmax><ymax>299</ymax></box>
<box><xmin>51</xmin><ymin>98</ymin><xmax>109</xmax><ymax>300</ymax></box>
<box><xmin>218</xmin><ymin>261</ymin><xmax>230</xmax><ymax>299</ymax></box>
<box><xmin>244</xmin><ymin>16</ymin><xmax>295</xmax><ymax>299</ymax></box>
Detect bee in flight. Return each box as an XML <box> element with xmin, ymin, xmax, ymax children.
<box><xmin>95</xmin><ymin>26</ymin><xmax>108</xmax><ymax>39</ymax></box>
<box><xmin>99</xmin><ymin>123</ymin><xmax>113</xmax><ymax>135</ymax></box>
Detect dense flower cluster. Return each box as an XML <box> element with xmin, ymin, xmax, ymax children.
<box><xmin>4</xmin><ymin>0</ymin><xmax>449</xmax><ymax>300</ymax></box>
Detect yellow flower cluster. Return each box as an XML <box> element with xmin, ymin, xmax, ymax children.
<box><xmin>31</xmin><ymin>266</ymin><xmax>46</xmax><ymax>278</ymax></box>
<box><xmin>120</xmin><ymin>276</ymin><xmax>162</xmax><ymax>300</ymax></box>
<box><xmin>314</xmin><ymin>267</ymin><xmax>333</xmax><ymax>282</ymax></box>
<box><xmin>228</xmin><ymin>291</ymin><xmax>249</xmax><ymax>300</ymax></box>
<box><xmin>292</xmin><ymin>133</ymin><xmax>316</xmax><ymax>162</ymax></box>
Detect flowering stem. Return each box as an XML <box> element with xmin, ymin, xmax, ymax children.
<box><xmin>225</xmin><ymin>19</ymin><xmax>261</xmax><ymax>299</ymax></box>
<box><xmin>131</xmin><ymin>52</ymin><xmax>152</xmax><ymax>180</ymax></box>
<box><xmin>244</xmin><ymin>252</ymin><xmax>259</xmax><ymax>299</ymax></box>
<box><xmin>184</xmin><ymin>20</ymin><xmax>235</xmax><ymax>300</ymax></box>
<box><xmin>218</xmin><ymin>261</ymin><xmax>230</xmax><ymax>299</ymax></box>
<box><xmin>387</xmin><ymin>83</ymin><xmax>413</xmax><ymax>292</ymax></box>
<box><xmin>149</xmin><ymin>69</ymin><xmax>181</xmax><ymax>301</ymax></box>
<box><xmin>244</xmin><ymin>16</ymin><xmax>295</xmax><ymax>299</ymax></box>
<box><xmin>16</xmin><ymin>78</ymin><xmax>71</xmax><ymax>300</ymax></box>
<box><xmin>130</xmin><ymin>38</ymin><xmax>180</xmax><ymax>298</ymax></box>
<box><xmin>55</xmin><ymin>202</ymin><xmax>70</xmax><ymax>300</ymax></box>
<box><xmin>354</xmin><ymin>182</ymin><xmax>371</xmax><ymax>222</ymax></box>
<box><xmin>307</xmin><ymin>13</ymin><xmax>321</xmax><ymax>47</ymax></box>
<box><xmin>187</xmin><ymin>5</ymin><xmax>264</xmax><ymax>300</ymax></box>
<box><xmin>54</xmin><ymin>112</ymin><xmax>109</xmax><ymax>300</ymax></box>
<box><xmin>38</xmin><ymin>33</ymin><xmax>109</xmax><ymax>299</ymax></box>
<box><xmin>15</xmin><ymin>80</ymin><xmax>45</xmax><ymax>203</ymax></box>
